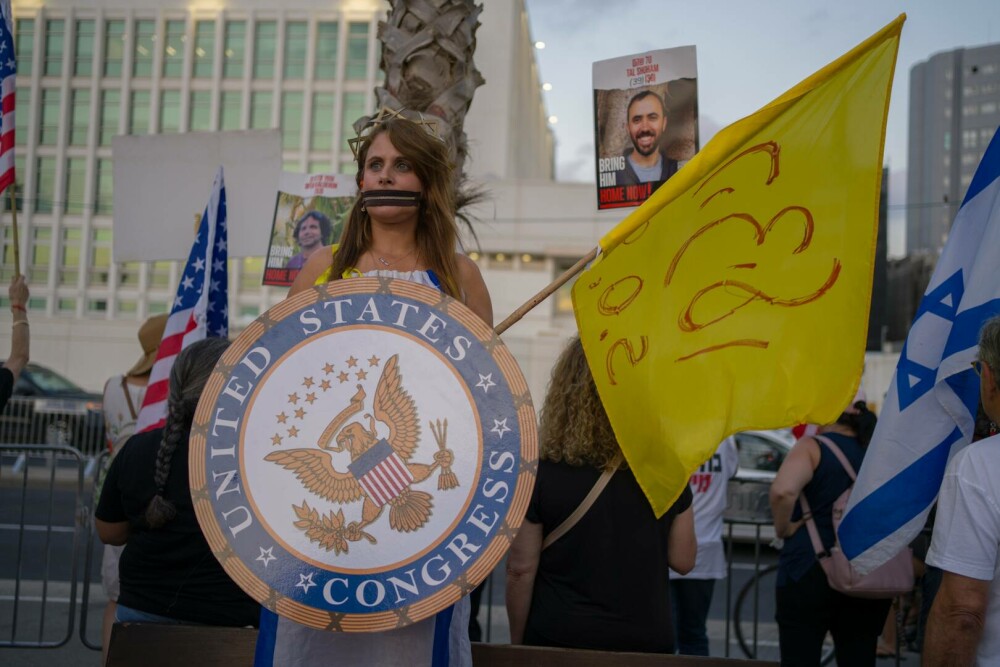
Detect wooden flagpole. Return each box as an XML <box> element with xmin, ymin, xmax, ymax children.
<box><xmin>494</xmin><ymin>247</ymin><xmax>598</xmax><ymax>336</ymax></box>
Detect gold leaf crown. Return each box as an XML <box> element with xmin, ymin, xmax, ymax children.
<box><xmin>347</xmin><ymin>107</ymin><xmax>447</xmax><ymax>160</ymax></box>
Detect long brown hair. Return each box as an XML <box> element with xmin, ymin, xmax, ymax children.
<box><xmin>330</xmin><ymin>116</ymin><xmax>462</xmax><ymax>298</ymax></box>
<box><xmin>538</xmin><ymin>337</ymin><xmax>622</xmax><ymax>471</ymax></box>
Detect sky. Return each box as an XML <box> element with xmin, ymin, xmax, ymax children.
<box><xmin>524</xmin><ymin>0</ymin><xmax>999</xmax><ymax>257</ymax></box>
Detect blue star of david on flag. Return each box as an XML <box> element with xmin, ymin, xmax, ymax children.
<box><xmin>839</xmin><ymin>128</ymin><xmax>1000</xmax><ymax>574</ymax></box>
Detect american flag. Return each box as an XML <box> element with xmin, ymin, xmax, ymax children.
<box><xmin>135</xmin><ymin>166</ymin><xmax>229</xmax><ymax>433</ymax></box>
<box><xmin>348</xmin><ymin>439</ymin><xmax>414</xmax><ymax>506</ymax></box>
<box><xmin>0</xmin><ymin>0</ymin><xmax>16</xmax><ymax>193</ymax></box>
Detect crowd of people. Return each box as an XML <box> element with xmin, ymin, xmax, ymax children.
<box><xmin>3</xmin><ymin>110</ymin><xmax>994</xmax><ymax>666</ymax></box>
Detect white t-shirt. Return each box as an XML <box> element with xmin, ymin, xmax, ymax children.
<box><xmin>926</xmin><ymin>435</ymin><xmax>1000</xmax><ymax>666</ymax></box>
<box><xmin>670</xmin><ymin>437</ymin><xmax>739</xmax><ymax>580</ymax></box>
<box><xmin>102</xmin><ymin>375</ymin><xmax>147</xmax><ymax>454</ymax></box>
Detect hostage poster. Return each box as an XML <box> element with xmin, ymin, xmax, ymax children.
<box><xmin>263</xmin><ymin>172</ymin><xmax>357</xmax><ymax>286</ymax></box>
<box><xmin>593</xmin><ymin>46</ymin><xmax>699</xmax><ymax>210</ymax></box>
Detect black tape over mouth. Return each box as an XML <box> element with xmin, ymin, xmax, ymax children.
<box><xmin>361</xmin><ymin>190</ymin><xmax>421</xmax><ymax>208</ymax></box>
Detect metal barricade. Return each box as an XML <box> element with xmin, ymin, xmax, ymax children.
<box><xmin>0</xmin><ymin>397</ymin><xmax>106</xmax><ymax>458</ymax></box>
<box><xmin>0</xmin><ymin>444</ymin><xmax>88</xmax><ymax>648</ymax></box>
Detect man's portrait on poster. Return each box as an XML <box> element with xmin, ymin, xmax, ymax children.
<box><xmin>593</xmin><ymin>46</ymin><xmax>699</xmax><ymax>210</ymax></box>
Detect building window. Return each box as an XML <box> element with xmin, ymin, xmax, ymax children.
<box><xmin>346</xmin><ymin>23</ymin><xmax>369</xmax><ymax>80</ymax></box>
<box><xmin>339</xmin><ymin>160</ymin><xmax>357</xmax><ymax>176</ymax></box>
<box><xmin>189</xmin><ymin>90</ymin><xmax>212</xmax><ymax>131</ymax></box>
<box><xmin>118</xmin><ymin>262</ymin><xmax>142</xmax><ymax>287</ymax></box>
<box><xmin>44</xmin><ymin>19</ymin><xmax>65</xmax><ymax>77</ymax></box>
<box><xmin>95</xmin><ymin>158</ymin><xmax>114</xmax><ymax>215</ymax></box>
<box><xmin>70</xmin><ymin>89</ymin><xmax>91</xmax><ymax>146</ymax></box>
<box><xmin>160</xmin><ymin>90</ymin><xmax>181</xmax><ymax>133</ymax></box>
<box><xmin>74</xmin><ymin>20</ymin><xmax>96</xmax><ymax>77</ymax></box>
<box><xmin>963</xmin><ymin>103</ymin><xmax>978</xmax><ymax>116</ymax></box>
<box><xmin>943</xmin><ymin>131</ymin><xmax>951</xmax><ymax>151</ymax></box>
<box><xmin>117</xmin><ymin>299</ymin><xmax>138</xmax><ymax>314</ymax></box>
<box><xmin>15</xmin><ymin>19</ymin><xmax>34</xmax><ymax>77</ymax></box>
<box><xmin>39</xmin><ymin>89</ymin><xmax>61</xmax><ymax>146</ymax></box>
<box><xmin>253</xmin><ymin>21</ymin><xmax>277</xmax><ymax>79</ymax></box>
<box><xmin>132</xmin><ymin>19</ymin><xmax>155</xmax><ymax>77</ymax></box>
<box><xmin>281</xmin><ymin>92</ymin><xmax>304</xmax><ymax>150</ymax></box>
<box><xmin>284</xmin><ymin>21</ymin><xmax>308</xmax><ymax>80</ymax></box>
<box><xmin>162</xmin><ymin>19</ymin><xmax>186</xmax><ymax>78</ymax></box>
<box><xmin>150</xmin><ymin>261</ymin><xmax>172</xmax><ymax>288</ymax></box>
<box><xmin>220</xmin><ymin>91</ymin><xmax>242</xmax><ymax>131</ymax></box>
<box><xmin>64</xmin><ymin>158</ymin><xmax>87</xmax><ymax>215</ymax></box>
<box><xmin>100</xmin><ymin>90</ymin><xmax>121</xmax><ymax>146</ymax></box>
<box><xmin>14</xmin><ymin>88</ymin><xmax>28</xmax><ymax>145</ymax></box>
<box><xmin>30</xmin><ymin>227</ymin><xmax>52</xmax><ymax>285</ymax></box>
<box><xmin>103</xmin><ymin>20</ymin><xmax>125</xmax><ymax>77</ymax></box>
<box><xmin>311</xmin><ymin>93</ymin><xmax>334</xmax><ymax>151</ymax></box>
<box><xmin>981</xmin><ymin>102</ymin><xmax>998</xmax><ymax>115</ymax></box>
<box><xmin>59</xmin><ymin>227</ymin><xmax>82</xmax><ymax>287</ymax></box>
<box><xmin>962</xmin><ymin>129</ymin><xmax>977</xmax><ymax>149</ymax></box>
<box><xmin>250</xmin><ymin>91</ymin><xmax>273</xmax><ymax>129</ymax></box>
<box><xmin>314</xmin><ymin>22</ymin><xmax>338</xmax><ymax>80</ymax></box>
<box><xmin>341</xmin><ymin>92</ymin><xmax>366</xmax><ymax>149</ymax></box>
<box><xmin>89</xmin><ymin>228</ymin><xmax>112</xmax><ymax>286</ymax></box>
<box><xmin>130</xmin><ymin>90</ymin><xmax>151</xmax><ymax>135</ymax></box>
<box><xmin>87</xmin><ymin>299</ymin><xmax>108</xmax><ymax>316</ymax></box>
<box><xmin>193</xmin><ymin>21</ymin><xmax>216</xmax><ymax>79</ymax></box>
<box><xmin>982</xmin><ymin>128</ymin><xmax>995</xmax><ymax>145</ymax></box>
<box><xmin>308</xmin><ymin>160</ymin><xmax>331</xmax><ymax>174</ymax></box>
<box><xmin>241</xmin><ymin>257</ymin><xmax>264</xmax><ymax>290</ymax></box>
<box><xmin>223</xmin><ymin>21</ymin><xmax>246</xmax><ymax>79</ymax></box>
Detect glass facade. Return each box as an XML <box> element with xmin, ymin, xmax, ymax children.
<box><xmin>223</xmin><ymin>21</ymin><xmax>246</xmax><ymax>79</ymax></box>
<box><xmin>163</xmin><ymin>20</ymin><xmax>186</xmax><ymax>78</ymax></box>
<box><xmin>193</xmin><ymin>21</ymin><xmax>216</xmax><ymax>78</ymax></box>
<box><xmin>74</xmin><ymin>20</ymin><xmax>95</xmax><ymax>77</ymax></box>
<box><xmin>10</xmin><ymin>7</ymin><xmax>387</xmax><ymax>323</ymax></box>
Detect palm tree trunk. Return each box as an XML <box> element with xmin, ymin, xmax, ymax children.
<box><xmin>359</xmin><ymin>0</ymin><xmax>485</xmax><ymax>182</ymax></box>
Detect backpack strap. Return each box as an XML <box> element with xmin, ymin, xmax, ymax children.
<box><xmin>798</xmin><ymin>434</ymin><xmax>857</xmax><ymax>558</ymax></box>
<box><xmin>542</xmin><ymin>453</ymin><xmax>623</xmax><ymax>551</ymax></box>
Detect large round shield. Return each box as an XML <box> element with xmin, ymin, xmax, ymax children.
<box><xmin>190</xmin><ymin>278</ymin><xmax>537</xmax><ymax>631</ymax></box>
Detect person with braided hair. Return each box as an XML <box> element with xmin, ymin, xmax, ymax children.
<box><xmin>95</xmin><ymin>338</ymin><xmax>259</xmax><ymax>630</ymax></box>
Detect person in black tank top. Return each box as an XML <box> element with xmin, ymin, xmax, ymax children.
<box><xmin>769</xmin><ymin>399</ymin><xmax>891</xmax><ymax>666</ymax></box>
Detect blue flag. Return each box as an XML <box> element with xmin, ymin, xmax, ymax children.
<box><xmin>839</xmin><ymin>128</ymin><xmax>1000</xmax><ymax>573</ymax></box>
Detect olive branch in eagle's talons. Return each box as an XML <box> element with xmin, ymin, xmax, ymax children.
<box><xmin>292</xmin><ymin>500</ymin><xmax>376</xmax><ymax>555</ymax></box>
<box><xmin>430</xmin><ymin>418</ymin><xmax>459</xmax><ymax>491</ymax></box>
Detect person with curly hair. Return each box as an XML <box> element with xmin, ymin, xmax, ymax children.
<box><xmin>505</xmin><ymin>336</ymin><xmax>695</xmax><ymax>653</ymax></box>
<box><xmin>95</xmin><ymin>338</ymin><xmax>259</xmax><ymax>630</ymax></box>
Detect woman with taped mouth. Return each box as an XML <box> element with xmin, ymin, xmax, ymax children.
<box><xmin>505</xmin><ymin>336</ymin><xmax>696</xmax><ymax>653</ymax></box>
<box><xmin>268</xmin><ymin>109</ymin><xmax>493</xmax><ymax>666</ymax></box>
<box><xmin>289</xmin><ymin>110</ymin><xmax>492</xmax><ymax>328</ymax></box>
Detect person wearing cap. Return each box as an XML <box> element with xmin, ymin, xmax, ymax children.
<box><xmin>0</xmin><ymin>274</ymin><xmax>29</xmax><ymax>413</ymax></box>
<box><xmin>99</xmin><ymin>313</ymin><xmax>167</xmax><ymax>665</ymax></box>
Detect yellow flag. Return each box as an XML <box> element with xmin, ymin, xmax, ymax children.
<box><xmin>572</xmin><ymin>16</ymin><xmax>904</xmax><ymax>517</ymax></box>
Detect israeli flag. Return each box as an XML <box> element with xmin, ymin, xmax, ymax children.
<box><xmin>839</xmin><ymin>127</ymin><xmax>1000</xmax><ymax>574</ymax></box>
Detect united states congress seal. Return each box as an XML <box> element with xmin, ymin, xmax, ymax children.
<box><xmin>190</xmin><ymin>278</ymin><xmax>537</xmax><ymax>631</ymax></box>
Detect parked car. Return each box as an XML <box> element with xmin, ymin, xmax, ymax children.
<box><xmin>724</xmin><ymin>429</ymin><xmax>797</xmax><ymax>542</ymax></box>
<box><xmin>0</xmin><ymin>363</ymin><xmax>105</xmax><ymax>453</ymax></box>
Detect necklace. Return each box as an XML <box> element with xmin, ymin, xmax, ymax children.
<box><xmin>370</xmin><ymin>248</ymin><xmax>417</xmax><ymax>270</ymax></box>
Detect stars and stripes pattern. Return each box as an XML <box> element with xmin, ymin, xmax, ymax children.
<box><xmin>839</xmin><ymin>127</ymin><xmax>1000</xmax><ymax>574</ymax></box>
<box><xmin>348</xmin><ymin>439</ymin><xmax>414</xmax><ymax>506</ymax></box>
<box><xmin>135</xmin><ymin>166</ymin><xmax>229</xmax><ymax>433</ymax></box>
<box><xmin>0</xmin><ymin>0</ymin><xmax>17</xmax><ymax>193</ymax></box>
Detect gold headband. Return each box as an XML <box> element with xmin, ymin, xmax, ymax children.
<box><xmin>347</xmin><ymin>107</ymin><xmax>447</xmax><ymax>160</ymax></box>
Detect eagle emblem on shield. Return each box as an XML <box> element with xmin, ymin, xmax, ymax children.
<box><xmin>263</xmin><ymin>354</ymin><xmax>458</xmax><ymax>555</ymax></box>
